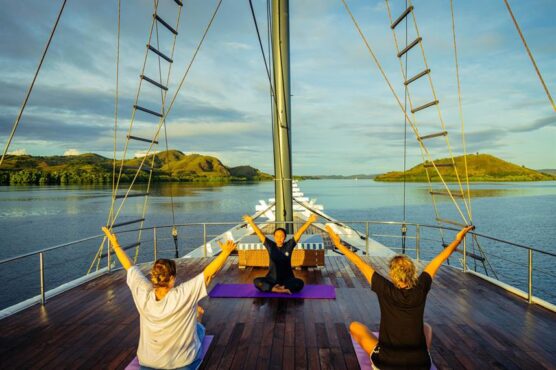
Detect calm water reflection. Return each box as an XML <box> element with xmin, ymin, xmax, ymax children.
<box><xmin>1</xmin><ymin>180</ymin><xmax>555</xmax><ymax>308</ymax></box>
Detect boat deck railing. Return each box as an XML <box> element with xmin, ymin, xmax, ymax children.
<box><xmin>1</xmin><ymin>220</ymin><xmax>555</xmax><ymax>317</ymax></box>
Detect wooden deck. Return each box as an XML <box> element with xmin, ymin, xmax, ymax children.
<box><xmin>1</xmin><ymin>256</ymin><xmax>555</xmax><ymax>369</ymax></box>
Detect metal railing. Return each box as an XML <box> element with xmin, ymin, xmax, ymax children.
<box><xmin>340</xmin><ymin>220</ymin><xmax>556</xmax><ymax>311</ymax></box>
<box><xmin>1</xmin><ymin>219</ymin><xmax>555</xmax><ymax>315</ymax></box>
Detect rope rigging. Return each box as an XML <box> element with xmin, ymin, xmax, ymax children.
<box><xmin>402</xmin><ymin>0</ymin><xmax>408</xmax><ymax>254</ymax></box>
<box><xmin>104</xmin><ymin>0</ymin><xmax>122</xmax><ymax>271</ymax></box>
<box><xmin>449</xmin><ymin>0</ymin><xmax>488</xmax><ymax>275</ymax></box>
<box><xmin>107</xmin><ymin>0</ymin><xmax>222</xmax><ymax>223</ymax></box>
<box><xmin>382</xmin><ymin>0</ymin><xmax>498</xmax><ymax>277</ymax></box>
<box><xmin>450</xmin><ymin>0</ymin><xmax>472</xmax><ymax>222</ymax></box>
<box><xmin>107</xmin><ymin>0</ymin><xmax>223</xmax><ymax>230</ymax></box>
<box><xmin>91</xmin><ymin>0</ymin><xmax>213</xmax><ymax>272</ymax></box>
<box><xmin>92</xmin><ymin>0</ymin><xmax>166</xmax><ymax>273</ymax></box>
<box><xmin>156</xmin><ymin>9</ymin><xmax>182</xmax><ymax>258</ymax></box>
<box><xmin>91</xmin><ymin>0</ymin><xmax>224</xmax><ymax>273</ymax></box>
<box><xmin>407</xmin><ymin>0</ymin><xmax>473</xmax><ymax>221</ymax></box>
<box><xmin>384</xmin><ymin>0</ymin><xmax>458</xmax><ymax>249</ymax></box>
<box><xmin>111</xmin><ymin>0</ymin><xmax>121</xmax><ymax>228</ymax></box>
<box><xmin>0</xmin><ymin>0</ymin><xmax>68</xmax><ymax>168</ymax></box>
<box><xmin>502</xmin><ymin>0</ymin><xmax>555</xmax><ymax>112</ymax></box>
<box><xmin>341</xmin><ymin>0</ymin><xmax>470</xmax><ymax>227</ymax></box>
<box><xmin>138</xmin><ymin>0</ymin><xmax>183</xmax><ymax>261</ymax></box>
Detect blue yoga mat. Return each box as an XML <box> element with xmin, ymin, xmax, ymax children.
<box><xmin>125</xmin><ymin>335</ymin><xmax>213</xmax><ymax>370</ymax></box>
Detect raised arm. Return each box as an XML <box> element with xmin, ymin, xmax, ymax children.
<box><xmin>102</xmin><ymin>227</ymin><xmax>133</xmax><ymax>270</ymax></box>
<box><xmin>203</xmin><ymin>240</ymin><xmax>236</xmax><ymax>286</ymax></box>
<box><xmin>424</xmin><ymin>226</ymin><xmax>475</xmax><ymax>279</ymax></box>
<box><xmin>325</xmin><ymin>225</ymin><xmax>375</xmax><ymax>284</ymax></box>
<box><xmin>294</xmin><ymin>213</ymin><xmax>318</xmax><ymax>242</ymax></box>
<box><xmin>243</xmin><ymin>214</ymin><xmax>266</xmax><ymax>243</ymax></box>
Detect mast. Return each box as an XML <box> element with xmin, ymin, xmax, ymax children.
<box><xmin>271</xmin><ymin>0</ymin><xmax>294</xmax><ymax>233</ymax></box>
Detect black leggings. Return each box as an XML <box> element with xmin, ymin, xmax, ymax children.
<box><xmin>254</xmin><ymin>276</ymin><xmax>304</xmax><ymax>293</ymax></box>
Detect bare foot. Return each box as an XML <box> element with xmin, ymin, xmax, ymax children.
<box><xmin>271</xmin><ymin>285</ymin><xmax>292</xmax><ymax>294</ymax></box>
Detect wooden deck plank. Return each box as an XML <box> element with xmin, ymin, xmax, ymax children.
<box><xmin>1</xmin><ymin>256</ymin><xmax>555</xmax><ymax>369</ymax></box>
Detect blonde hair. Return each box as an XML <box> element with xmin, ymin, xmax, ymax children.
<box><xmin>150</xmin><ymin>259</ymin><xmax>176</xmax><ymax>288</ymax></box>
<box><xmin>389</xmin><ymin>255</ymin><xmax>418</xmax><ymax>289</ymax></box>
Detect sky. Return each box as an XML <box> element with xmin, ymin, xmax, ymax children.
<box><xmin>0</xmin><ymin>0</ymin><xmax>554</xmax><ymax>175</ymax></box>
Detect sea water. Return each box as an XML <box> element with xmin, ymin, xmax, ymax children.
<box><xmin>1</xmin><ymin>180</ymin><xmax>555</xmax><ymax>309</ymax></box>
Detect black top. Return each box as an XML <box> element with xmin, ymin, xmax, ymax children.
<box><xmin>263</xmin><ymin>238</ymin><xmax>297</xmax><ymax>283</ymax></box>
<box><xmin>370</xmin><ymin>271</ymin><xmax>433</xmax><ymax>370</ymax></box>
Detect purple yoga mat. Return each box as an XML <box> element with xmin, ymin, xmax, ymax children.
<box><xmin>208</xmin><ymin>283</ymin><xmax>336</xmax><ymax>299</ymax></box>
<box><xmin>125</xmin><ymin>335</ymin><xmax>214</xmax><ymax>370</ymax></box>
<box><xmin>351</xmin><ymin>334</ymin><xmax>437</xmax><ymax>370</ymax></box>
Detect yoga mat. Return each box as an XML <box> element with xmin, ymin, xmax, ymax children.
<box><xmin>125</xmin><ymin>335</ymin><xmax>214</xmax><ymax>370</ymax></box>
<box><xmin>208</xmin><ymin>283</ymin><xmax>336</xmax><ymax>299</ymax></box>
<box><xmin>351</xmin><ymin>334</ymin><xmax>436</xmax><ymax>370</ymax></box>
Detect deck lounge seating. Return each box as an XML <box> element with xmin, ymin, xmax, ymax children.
<box><xmin>236</xmin><ymin>234</ymin><xmax>324</xmax><ymax>268</ymax></box>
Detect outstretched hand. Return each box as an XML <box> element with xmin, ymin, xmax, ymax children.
<box><xmin>101</xmin><ymin>226</ymin><xmax>133</xmax><ymax>269</ymax></box>
<box><xmin>325</xmin><ymin>225</ymin><xmax>374</xmax><ymax>284</ymax></box>
<box><xmin>102</xmin><ymin>226</ymin><xmax>119</xmax><ymax>248</ymax></box>
<box><xmin>205</xmin><ymin>240</ymin><xmax>237</xmax><ymax>286</ymax></box>
<box><xmin>308</xmin><ymin>213</ymin><xmax>318</xmax><ymax>223</ymax></box>
<box><xmin>424</xmin><ymin>225</ymin><xmax>475</xmax><ymax>279</ymax></box>
<box><xmin>217</xmin><ymin>240</ymin><xmax>237</xmax><ymax>254</ymax></box>
<box><xmin>243</xmin><ymin>214</ymin><xmax>253</xmax><ymax>224</ymax></box>
<box><xmin>325</xmin><ymin>225</ymin><xmax>341</xmax><ymax>246</ymax></box>
<box><xmin>456</xmin><ymin>225</ymin><xmax>475</xmax><ymax>241</ymax></box>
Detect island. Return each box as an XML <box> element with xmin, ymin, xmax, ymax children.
<box><xmin>0</xmin><ymin>150</ymin><xmax>272</xmax><ymax>185</ymax></box>
<box><xmin>374</xmin><ymin>154</ymin><xmax>556</xmax><ymax>182</ymax></box>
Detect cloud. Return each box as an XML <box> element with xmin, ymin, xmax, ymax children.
<box><xmin>7</xmin><ymin>148</ymin><xmax>27</xmax><ymax>156</ymax></box>
<box><xmin>0</xmin><ymin>113</ymin><xmax>106</xmax><ymax>143</ymax></box>
<box><xmin>224</xmin><ymin>42</ymin><xmax>252</xmax><ymax>50</ymax></box>
<box><xmin>508</xmin><ymin>115</ymin><xmax>556</xmax><ymax>133</ymax></box>
<box><xmin>164</xmin><ymin>120</ymin><xmax>265</xmax><ymax>138</ymax></box>
<box><xmin>63</xmin><ymin>149</ymin><xmax>80</xmax><ymax>156</ymax></box>
<box><xmin>168</xmin><ymin>98</ymin><xmax>255</xmax><ymax>123</ymax></box>
<box><xmin>0</xmin><ymin>79</ymin><xmax>132</xmax><ymax>119</ymax></box>
<box><xmin>0</xmin><ymin>0</ymin><xmax>554</xmax><ymax>173</ymax></box>
<box><xmin>134</xmin><ymin>150</ymin><xmax>159</xmax><ymax>158</ymax></box>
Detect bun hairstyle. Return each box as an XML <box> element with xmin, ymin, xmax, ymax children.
<box><xmin>150</xmin><ymin>259</ymin><xmax>177</xmax><ymax>288</ymax></box>
<box><xmin>389</xmin><ymin>255</ymin><xmax>418</xmax><ymax>289</ymax></box>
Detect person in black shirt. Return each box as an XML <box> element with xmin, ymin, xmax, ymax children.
<box><xmin>243</xmin><ymin>213</ymin><xmax>318</xmax><ymax>294</ymax></box>
<box><xmin>326</xmin><ymin>224</ymin><xmax>474</xmax><ymax>369</ymax></box>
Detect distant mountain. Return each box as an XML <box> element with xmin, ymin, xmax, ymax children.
<box><xmin>294</xmin><ymin>174</ymin><xmax>377</xmax><ymax>180</ymax></box>
<box><xmin>538</xmin><ymin>169</ymin><xmax>556</xmax><ymax>176</ymax></box>
<box><xmin>0</xmin><ymin>150</ymin><xmax>272</xmax><ymax>185</ymax></box>
<box><xmin>228</xmin><ymin>165</ymin><xmax>272</xmax><ymax>180</ymax></box>
<box><xmin>375</xmin><ymin>154</ymin><xmax>556</xmax><ymax>182</ymax></box>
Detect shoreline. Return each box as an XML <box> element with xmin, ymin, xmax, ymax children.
<box><xmin>2</xmin><ymin>178</ymin><xmax>556</xmax><ymax>188</ymax></box>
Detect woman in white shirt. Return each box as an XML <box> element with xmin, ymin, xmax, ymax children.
<box><xmin>102</xmin><ymin>227</ymin><xmax>236</xmax><ymax>370</ymax></box>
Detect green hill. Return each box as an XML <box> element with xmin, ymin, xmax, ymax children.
<box><xmin>228</xmin><ymin>165</ymin><xmax>273</xmax><ymax>180</ymax></box>
<box><xmin>375</xmin><ymin>154</ymin><xmax>556</xmax><ymax>182</ymax></box>
<box><xmin>0</xmin><ymin>150</ymin><xmax>272</xmax><ymax>185</ymax></box>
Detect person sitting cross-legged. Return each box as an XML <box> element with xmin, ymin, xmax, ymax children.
<box><xmin>102</xmin><ymin>227</ymin><xmax>236</xmax><ymax>370</ymax></box>
<box><xmin>243</xmin><ymin>213</ymin><xmax>318</xmax><ymax>294</ymax></box>
<box><xmin>326</xmin><ymin>224</ymin><xmax>474</xmax><ymax>370</ymax></box>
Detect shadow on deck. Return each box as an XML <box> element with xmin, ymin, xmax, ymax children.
<box><xmin>1</xmin><ymin>256</ymin><xmax>555</xmax><ymax>369</ymax></box>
